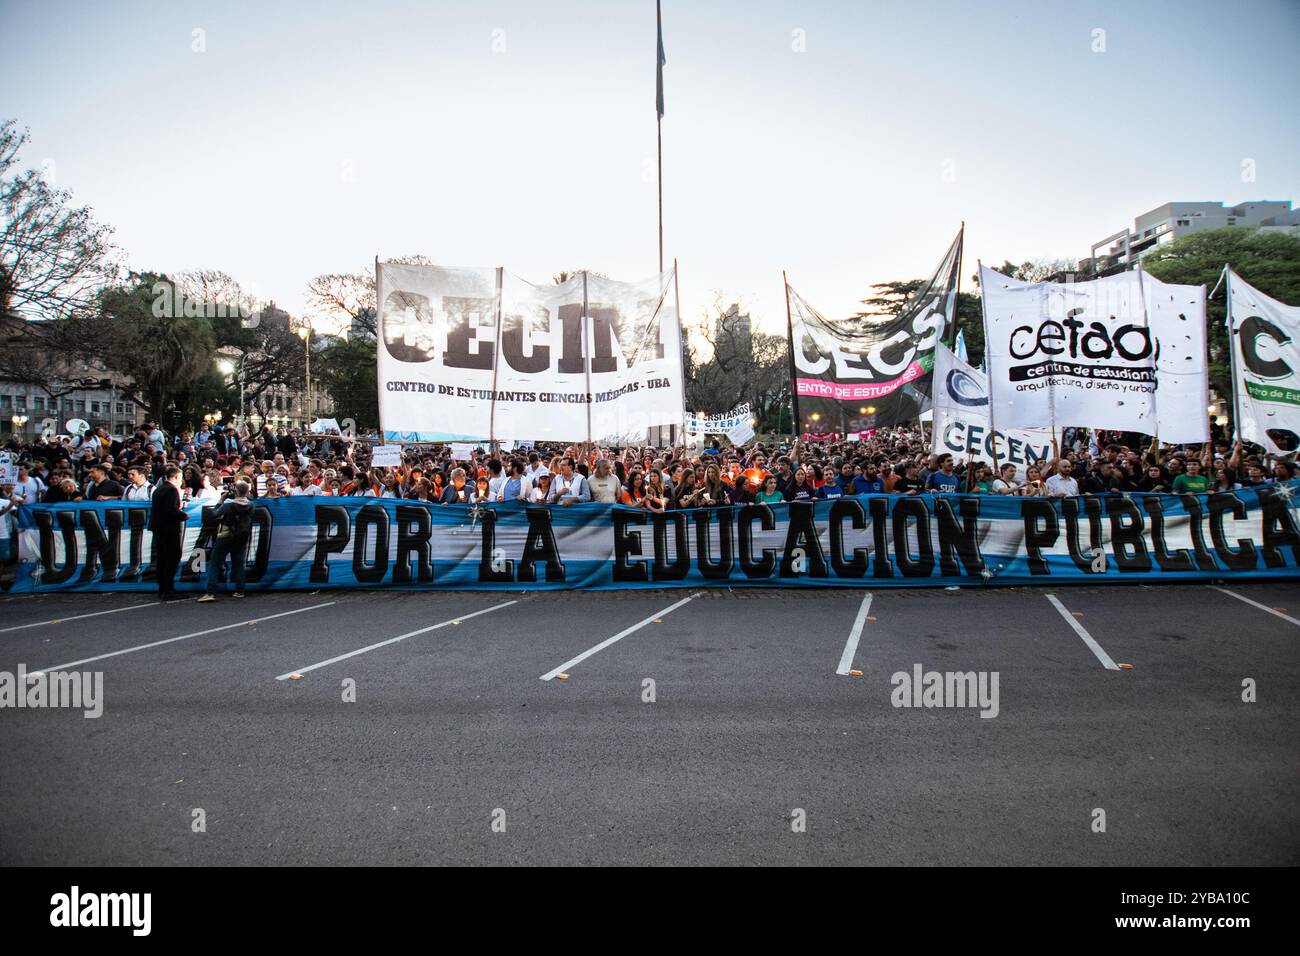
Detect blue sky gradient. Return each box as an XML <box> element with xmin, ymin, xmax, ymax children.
<box><xmin>2</xmin><ymin>0</ymin><xmax>1297</xmax><ymax>330</ymax></box>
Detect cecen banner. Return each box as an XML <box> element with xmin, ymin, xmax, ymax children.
<box><xmin>930</xmin><ymin>342</ymin><xmax>1053</xmax><ymax>477</ymax></box>
<box><xmin>980</xmin><ymin>264</ymin><xmax>1208</xmax><ymax>443</ymax></box>
<box><xmin>377</xmin><ymin>263</ymin><xmax>684</xmax><ymax>444</ymax></box>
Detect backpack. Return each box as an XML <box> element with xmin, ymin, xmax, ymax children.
<box><xmin>218</xmin><ymin>501</ymin><xmax>253</xmax><ymax>541</ymax></box>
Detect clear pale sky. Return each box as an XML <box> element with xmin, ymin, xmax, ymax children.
<box><xmin>3</xmin><ymin>0</ymin><xmax>1298</xmax><ymax>333</ymax></box>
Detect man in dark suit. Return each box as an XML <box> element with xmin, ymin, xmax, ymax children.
<box><xmin>150</xmin><ymin>464</ymin><xmax>189</xmax><ymax>601</ymax></box>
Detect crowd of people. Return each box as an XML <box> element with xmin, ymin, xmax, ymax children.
<box><xmin>2</xmin><ymin>419</ymin><xmax>1295</xmax><ymax>510</ymax></box>
<box><xmin>7</xmin><ymin>420</ymin><xmax>1298</xmax><ymax>502</ymax></box>
<box><xmin>1</xmin><ymin>419</ymin><xmax>1295</xmax><ymax>597</ymax></box>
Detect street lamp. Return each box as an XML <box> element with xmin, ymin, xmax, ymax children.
<box><xmin>11</xmin><ymin>414</ymin><xmax>28</xmax><ymax>436</ymax></box>
<box><xmin>217</xmin><ymin>356</ymin><xmax>246</xmax><ymax>428</ymax></box>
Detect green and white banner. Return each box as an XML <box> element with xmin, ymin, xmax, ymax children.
<box><xmin>1229</xmin><ymin>270</ymin><xmax>1300</xmax><ymax>456</ymax></box>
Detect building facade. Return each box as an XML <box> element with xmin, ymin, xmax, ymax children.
<box><xmin>1085</xmin><ymin>200</ymin><xmax>1300</xmax><ymax>276</ymax></box>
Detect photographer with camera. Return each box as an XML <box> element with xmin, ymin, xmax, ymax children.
<box><xmin>197</xmin><ymin>480</ymin><xmax>253</xmax><ymax>603</ymax></box>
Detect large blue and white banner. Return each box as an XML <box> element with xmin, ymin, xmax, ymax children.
<box><xmin>8</xmin><ymin>485</ymin><xmax>1300</xmax><ymax>592</ymax></box>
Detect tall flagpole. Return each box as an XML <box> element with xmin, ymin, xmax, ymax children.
<box><xmin>656</xmin><ymin>0</ymin><xmax>665</xmax><ymax>274</ymax></box>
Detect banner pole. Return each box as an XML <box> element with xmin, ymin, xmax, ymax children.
<box><xmin>673</xmin><ymin>258</ymin><xmax>685</xmax><ymax>448</ymax></box>
<box><xmin>976</xmin><ymin>259</ymin><xmax>1002</xmax><ymax>480</ymax></box>
<box><xmin>489</xmin><ymin>266</ymin><xmax>503</xmax><ymax>449</ymax></box>
<box><xmin>1208</xmin><ymin>262</ymin><xmax>1228</xmax><ymax>301</ymax></box>
<box><xmin>1224</xmin><ymin>265</ymin><xmax>1243</xmax><ymax>444</ymax></box>
<box><xmin>947</xmin><ymin>222</ymin><xmax>965</xmax><ymax>350</ymax></box>
<box><xmin>783</xmin><ymin>271</ymin><xmax>801</xmax><ymax>438</ymax></box>
<box><xmin>1136</xmin><ymin>261</ymin><xmax>1159</xmax><ymax>450</ymax></box>
<box><xmin>374</xmin><ymin>255</ymin><xmax>384</xmax><ymax>443</ymax></box>
<box><xmin>582</xmin><ymin>270</ymin><xmax>592</xmax><ymax>446</ymax></box>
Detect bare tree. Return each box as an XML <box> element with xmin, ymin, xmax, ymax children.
<box><xmin>306</xmin><ymin>254</ymin><xmax>434</xmax><ymax>339</ymax></box>
<box><xmin>684</xmin><ymin>295</ymin><xmax>788</xmax><ymax>430</ymax></box>
<box><xmin>0</xmin><ymin>119</ymin><xmax>116</xmax><ymax>324</ymax></box>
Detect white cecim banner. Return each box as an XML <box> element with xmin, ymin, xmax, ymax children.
<box><xmin>980</xmin><ymin>265</ymin><xmax>1209</xmax><ymax>442</ymax></box>
<box><xmin>931</xmin><ymin>342</ymin><xmax>1053</xmax><ymax>477</ymax></box>
<box><xmin>377</xmin><ymin>264</ymin><xmax>684</xmax><ymax>443</ymax></box>
<box><xmin>1229</xmin><ymin>270</ymin><xmax>1300</xmax><ymax>456</ymax></box>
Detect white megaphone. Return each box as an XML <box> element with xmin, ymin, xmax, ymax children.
<box><xmin>65</xmin><ymin>418</ymin><xmax>91</xmax><ymax>437</ymax></box>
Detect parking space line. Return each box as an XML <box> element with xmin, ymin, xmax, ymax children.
<box><xmin>835</xmin><ymin>592</ymin><xmax>873</xmax><ymax>675</ymax></box>
<box><xmin>0</xmin><ymin>601</ymin><xmax>160</xmax><ymax>634</ymax></box>
<box><xmin>274</xmin><ymin>600</ymin><xmax>519</xmax><ymax>680</ymax></box>
<box><xmin>540</xmin><ymin>593</ymin><xmax>702</xmax><ymax>681</ymax></box>
<box><xmin>1044</xmin><ymin>594</ymin><xmax>1120</xmax><ymax>671</ymax></box>
<box><xmin>32</xmin><ymin>602</ymin><xmax>336</xmax><ymax>673</ymax></box>
<box><xmin>1209</xmin><ymin>586</ymin><xmax>1300</xmax><ymax>626</ymax></box>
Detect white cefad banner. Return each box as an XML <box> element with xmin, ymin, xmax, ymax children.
<box><xmin>931</xmin><ymin>342</ymin><xmax>1053</xmax><ymax>477</ymax></box>
<box><xmin>980</xmin><ymin>264</ymin><xmax>1209</xmax><ymax>442</ymax></box>
<box><xmin>1228</xmin><ymin>270</ymin><xmax>1300</xmax><ymax>456</ymax></box>
<box><xmin>377</xmin><ymin>264</ymin><xmax>684</xmax><ymax>444</ymax></box>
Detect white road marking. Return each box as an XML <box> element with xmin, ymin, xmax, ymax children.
<box><xmin>0</xmin><ymin>601</ymin><xmax>160</xmax><ymax>634</ymax></box>
<box><xmin>835</xmin><ymin>592</ymin><xmax>873</xmax><ymax>675</ymax></box>
<box><xmin>1044</xmin><ymin>594</ymin><xmax>1120</xmax><ymax>671</ymax></box>
<box><xmin>1210</xmin><ymin>586</ymin><xmax>1300</xmax><ymax>626</ymax></box>
<box><xmin>275</xmin><ymin>600</ymin><xmax>519</xmax><ymax>680</ymax></box>
<box><xmin>32</xmin><ymin>602</ymin><xmax>336</xmax><ymax>673</ymax></box>
<box><xmin>540</xmin><ymin>593</ymin><xmax>702</xmax><ymax>681</ymax></box>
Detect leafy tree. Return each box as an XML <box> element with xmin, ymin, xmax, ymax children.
<box><xmin>89</xmin><ymin>271</ymin><xmax>216</xmax><ymax>430</ymax></box>
<box><xmin>1142</xmin><ymin>227</ymin><xmax>1300</xmax><ymax>396</ymax></box>
<box><xmin>987</xmin><ymin>258</ymin><xmax>1075</xmax><ymax>283</ymax></box>
<box><xmin>315</xmin><ymin>337</ymin><xmax>378</xmax><ymax>431</ymax></box>
<box><xmin>856</xmin><ymin>281</ymin><xmax>985</xmax><ymax>365</ymax></box>
<box><xmin>684</xmin><ymin>296</ymin><xmax>790</xmax><ymax>432</ymax></box>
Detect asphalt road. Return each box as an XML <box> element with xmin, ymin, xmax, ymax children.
<box><xmin>0</xmin><ymin>582</ymin><xmax>1296</xmax><ymax>866</ymax></box>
